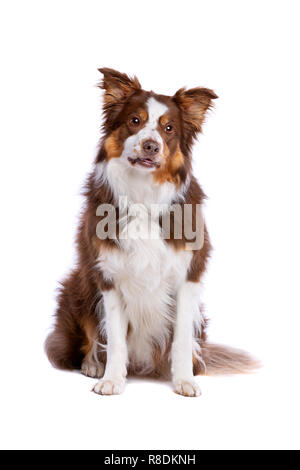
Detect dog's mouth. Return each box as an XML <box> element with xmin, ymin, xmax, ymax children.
<box><xmin>128</xmin><ymin>157</ymin><xmax>160</xmax><ymax>169</ymax></box>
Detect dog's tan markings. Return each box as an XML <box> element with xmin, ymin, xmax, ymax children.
<box><xmin>160</xmin><ymin>114</ymin><xmax>170</xmax><ymax>127</ymax></box>
<box><xmin>193</xmin><ymin>354</ymin><xmax>204</xmax><ymax>375</ymax></box>
<box><xmin>153</xmin><ymin>145</ymin><xmax>185</xmax><ymax>186</ymax></box>
<box><xmin>81</xmin><ymin>316</ymin><xmax>97</xmax><ymax>358</ymax></box>
<box><xmin>150</xmin><ymin>341</ymin><xmax>172</xmax><ymax>378</ymax></box>
<box><xmin>139</xmin><ymin>109</ymin><xmax>148</xmax><ymax>122</ymax></box>
<box><xmin>80</xmin><ymin>316</ymin><xmax>105</xmax><ymax>378</ymax></box>
<box><xmin>104</xmin><ymin>129</ymin><xmax>123</xmax><ymax>160</ymax></box>
<box><xmin>170</xmin><ymin>147</ymin><xmax>184</xmax><ymax>172</ymax></box>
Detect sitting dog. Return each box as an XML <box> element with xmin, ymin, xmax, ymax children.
<box><xmin>46</xmin><ymin>68</ymin><xmax>257</xmax><ymax>396</ymax></box>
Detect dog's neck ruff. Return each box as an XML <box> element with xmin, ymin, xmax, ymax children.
<box><xmin>95</xmin><ymin>159</ymin><xmax>189</xmax><ymax>209</ymax></box>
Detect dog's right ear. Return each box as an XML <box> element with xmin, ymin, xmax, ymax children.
<box><xmin>98</xmin><ymin>68</ymin><xmax>141</xmax><ymax>125</ymax></box>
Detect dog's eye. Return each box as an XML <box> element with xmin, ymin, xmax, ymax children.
<box><xmin>130</xmin><ymin>116</ymin><xmax>141</xmax><ymax>127</ymax></box>
<box><xmin>165</xmin><ymin>124</ymin><xmax>173</xmax><ymax>134</ymax></box>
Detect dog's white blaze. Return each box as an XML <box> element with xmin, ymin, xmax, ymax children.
<box><xmin>146</xmin><ymin>96</ymin><xmax>168</xmax><ymax>132</ymax></box>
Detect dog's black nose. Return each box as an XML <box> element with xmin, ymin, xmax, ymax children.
<box><xmin>142</xmin><ymin>140</ymin><xmax>160</xmax><ymax>156</ymax></box>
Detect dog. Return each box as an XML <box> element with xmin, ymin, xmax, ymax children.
<box><xmin>45</xmin><ymin>68</ymin><xmax>258</xmax><ymax>396</ymax></box>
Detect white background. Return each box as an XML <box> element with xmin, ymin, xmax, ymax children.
<box><xmin>0</xmin><ymin>0</ymin><xmax>299</xmax><ymax>450</ymax></box>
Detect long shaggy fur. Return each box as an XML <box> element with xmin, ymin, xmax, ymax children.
<box><xmin>200</xmin><ymin>343</ymin><xmax>260</xmax><ymax>376</ymax></box>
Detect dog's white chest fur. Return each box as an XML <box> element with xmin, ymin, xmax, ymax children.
<box><xmin>98</xmin><ymin>208</ymin><xmax>192</xmax><ymax>372</ymax></box>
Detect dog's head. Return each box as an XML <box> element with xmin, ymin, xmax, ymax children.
<box><xmin>97</xmin><ymin>68</ymin><xmax>217</xmax><ymax>186</ymax></box>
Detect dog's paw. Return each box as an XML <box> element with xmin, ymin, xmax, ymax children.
<box><xmin>81</xmin><ymin>361</ymin><xmax>104</xmax><ymax>379</ymax></box>
<box><xmin>92</xmin><ymin>378</ymin><xmax>125</xmax><ymax>395</ymax></box>
<box><xmin>174</xmin><ymin>379</ymin><xmax>201</xmax><ymax>397</ymax></box>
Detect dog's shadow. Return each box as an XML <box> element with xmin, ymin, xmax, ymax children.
<box><xmin>77</xmin><ymin>369</ymin><xmax>171</xmax><ymax>391</ymax></box>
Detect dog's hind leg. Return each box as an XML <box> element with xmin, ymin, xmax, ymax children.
<box><xmin>80</xmin><ymin>316</ymin><xmax>105</xmax><ymax>379</ymax></box>
<box><xmin>45</xmin><ymin>270</ymin><xmax>106</xmax><ymax>375</ymax></box>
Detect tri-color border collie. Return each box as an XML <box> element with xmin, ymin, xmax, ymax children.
<box><xmin>46</xmin><ymin>68</ymin><xmax>258</xmax><ymax>396</ymax></box>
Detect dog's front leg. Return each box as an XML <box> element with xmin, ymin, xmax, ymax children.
<box><xmin>171</xmin><ymin>281</ymin><xmax>201</xmax><ymax>397</ymax></box>
<box><xmin>93</xmin><ymin>289</ymin><xmax>128</xmax><ymax>395</ymax></box>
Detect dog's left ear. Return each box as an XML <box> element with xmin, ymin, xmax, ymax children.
<box><xmin>173</xmin><ymin>87</ymin><xmax>218</xmax><ymax>147</ymax></box>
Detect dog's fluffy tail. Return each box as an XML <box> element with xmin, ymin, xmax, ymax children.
<box><xmin>45</xmin><ymin>328</ymin><xmax>83</xmax><ymax>371</ymax></box>
<box><xmin>199</xmin><ymin>342</ymin><xmax>260</xmax><ymax>376</ymax></box>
